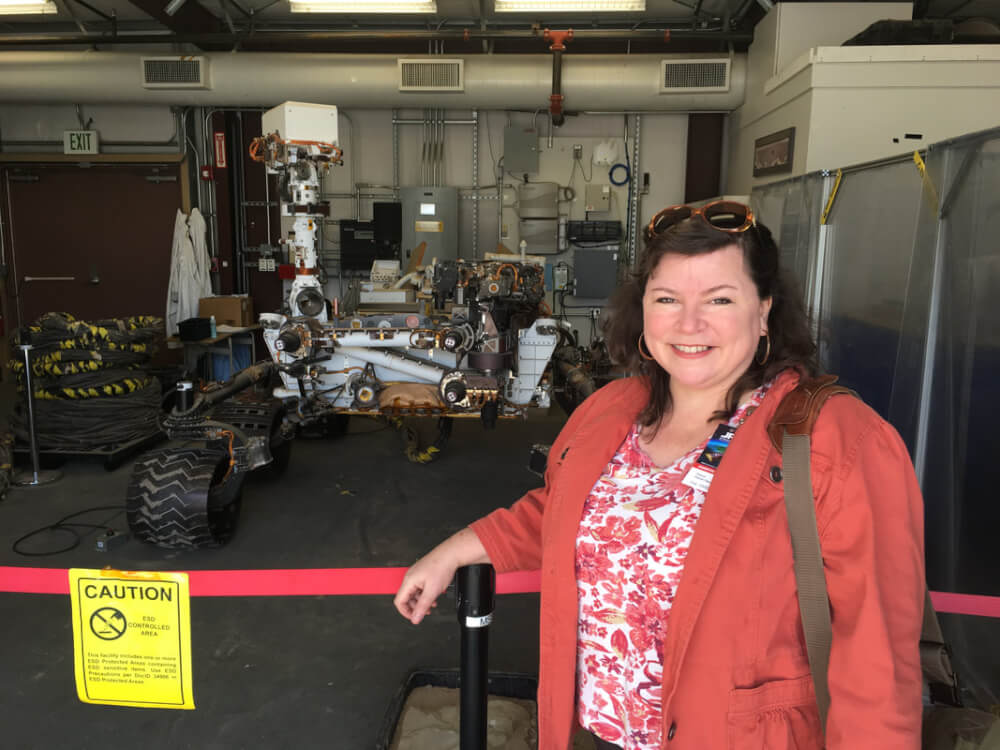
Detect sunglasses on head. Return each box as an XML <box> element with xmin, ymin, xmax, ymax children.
<box><xmin>647</xmin><ymin>200</ymin><xmax>756</xmax><ymax>238</ymax></box>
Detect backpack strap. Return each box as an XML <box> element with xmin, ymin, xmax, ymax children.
<box><xmin>767</xmin><ymin>374</ymin><xmax>856</xmax><ymax>453</ymax></box>
<box><xmin>768</xmin><ymin>375</ymin><xmax>961</xmax><ymax>739</ymax></box>
<box><xmin>772</xmin><ymin>374</ymin><xmax>853</xmax><ymax>736</ymax></box>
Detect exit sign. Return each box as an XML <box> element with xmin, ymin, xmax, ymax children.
<box><xmin>64</xmin><ymin>130</ymin><xmax>99</xmax><ymax>155</ymax></box>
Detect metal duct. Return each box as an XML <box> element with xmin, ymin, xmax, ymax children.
<box><xmin>0</xmin><ymin>51</ymin><xmax>746</xmax><ymax>110</ymax></box>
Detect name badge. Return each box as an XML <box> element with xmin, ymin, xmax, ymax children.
<box><xmin>681</xmin><ymin>424</ymin><xmax>737</xmax><ymax>493</ymax></box>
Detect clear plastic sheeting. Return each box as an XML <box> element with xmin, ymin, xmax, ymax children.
<box><xmin>920</xmin><ymin>132</ymin><xmax>1000</xmax><ymax>710</ymax></box>
<box><xmin>749</xmin><ymin>126</ymin><xmax>1000</xmax><ymax>710</ymax></box>
<box><xmin>750</xmin><ymin>172</ymin><xmax>825</xmax><ymax>310</ymax></box>
<box><xmin>816</xmin><ymin>162</ymin><xmax>926</xmax><ymax>436</ymax></box>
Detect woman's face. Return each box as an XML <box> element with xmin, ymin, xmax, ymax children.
<box><xmin>642</xmin><ymin>245</ymin><xmax>772</xmax><ymax>397</ymax></box>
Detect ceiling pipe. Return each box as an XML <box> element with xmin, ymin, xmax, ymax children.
<box><xmin>543</xmin><ymin>28</ymin><xmax>572</xmax><ymax>128</ymax></box>
<box><xmin>0</xmin><ymin>27</ymin><xmax>753</xmax><ymax>47</ymax></box>
<box><xmin>0</xmin><ymin>51</ymin><xmax>748</xmax><ymax>110</ymax></box>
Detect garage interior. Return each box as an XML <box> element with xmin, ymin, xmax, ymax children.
<box><xmin>1</xmin><ymin>0</ymin><xmax>999</xmax><ymax>747</ymax></box>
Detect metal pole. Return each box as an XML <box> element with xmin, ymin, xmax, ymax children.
<box><xmin>13</xmin><ymin>344</ymin><xmax>61</xmax><ymax>487</ymax></box>
<box><xmin>456</xmin><ymin>563</ymin><xmax>495</xmax><ymax>750</ymax></box>
<box><xmin>472</xmin><ymin>108</ymin><xmax>479</xmax><ymax>260</ymax></box>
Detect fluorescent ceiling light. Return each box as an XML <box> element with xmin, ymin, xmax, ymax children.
<box><xmin>289</xmin><ymin>0</ymin><xmax>436</xmax><ymax>12</ymax></box>
<box><xmin>0</xmin><ymin>0</ymin><xmax>57</xmax><ymax>13</ymax></box>
<box><xmin>495</xmin><ymin>0</ymin><xmax>644</xmax><ymax>10</ymax></box>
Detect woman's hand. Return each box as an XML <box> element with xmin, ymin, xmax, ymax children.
<box><xmin>394</xmin><ymin>527</ymin><xmax>490</xmax><ymax>625</ymax></box>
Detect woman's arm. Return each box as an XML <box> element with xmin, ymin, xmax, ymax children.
<box><xmin>394</xmin><ymin>527</ymin><xmax>490</xmax><ymax>624</ymax></box>
<box><xmin>818</xmin><ymin>412</ymin><xmax>925</xmax><ymax>749</ymax></box>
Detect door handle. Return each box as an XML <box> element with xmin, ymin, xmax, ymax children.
<box><xmin>23</xmin><ymin>276</ymin><xmax>76</xmax><ymax>282</ymax></box>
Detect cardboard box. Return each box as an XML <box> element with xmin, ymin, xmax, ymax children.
<box><xmin>198</xmin><ymin>295</ymin><xmax>254</xmax><ymax>327</ymax></box>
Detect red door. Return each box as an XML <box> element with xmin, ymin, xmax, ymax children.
<box><xmin>2</xmin><ymin>161</ymin><xmax>184</xmax><ymax>328</ymax></box>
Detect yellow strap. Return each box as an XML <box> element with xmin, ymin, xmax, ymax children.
<box><xmin>913</xmin><ymin>151</ymin><xmax>940</xmax><ymax>215</ymax></box>
<box><xmin>820</xmin><ymin>169</ymin><xmax>843</xmax><ymax>226</ymax></box>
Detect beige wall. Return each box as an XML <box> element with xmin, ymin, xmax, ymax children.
<box><xmin>0</xmin><ymin>104</ymin><xmax>176</xmax><ymax>148</ymax></box>
<box><xmin>804</xmin><ymin>46</ymin><xmax>1000</xmax><ymax>171</ymax></box>
<box><xmin>807</xmin><ymin>85</ymin><xmax>1000</xmax><ymax>172</ymax></box>
<box><xmin>725</xmin><ymin>1</ymin><xmax>920</xmax><ymax>195</ymax></box>
<box><xmin>727</xmin><ymin>87</ymin><xmax>813</xmax><ymax>196</ymax></box>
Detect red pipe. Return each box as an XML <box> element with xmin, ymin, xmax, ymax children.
<box><xmin>543</xmin><ymin>28</ymin><xmax>573</xmax><ymax>127</ymax></box>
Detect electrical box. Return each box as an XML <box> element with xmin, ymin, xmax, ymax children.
<box><xmin>400</xmin><ymin>186</ymin><xmax>459</xmax><ymax>263</ymax></box>
<box><xmin>574</xmin><ymin>248</ymin><xmax>620</xmax><ymax>299</ymax></box>
<box><xmin>517</xmin><ymin>181</ymin><xmax>559</xmax><ymax>254</ymax></box>
<box><xmin>517</xmin><ymin>182</ymin><xmax>558</xmax><ymax>218</ymax></box>
<box><xmin>261</xmin><ymin>101</ymin><xmax>339</xmax><ymax>144</ymax></box>
<box><xmin>585</xmin><ymin>184</ymin><xmax>611</xmax><ymax>213</ymax></box>
<box><xmin>340</xmin><ymin>220</ymin><xmax>377</xmax><ymax>271</ymax></box>
<box><xmin>503</xmin><ymin>125</ymin><xmax>539</xmax><ymax>174</ymax></box>
<box><xmin>519</xmin><ymin>219</ymin><xmax>559</xmax><ymax>255</ymax></box>
<box><xmin>552</xmin><ymin>264</ymin><xmax>570</xmax><ymax>291</ymax></box>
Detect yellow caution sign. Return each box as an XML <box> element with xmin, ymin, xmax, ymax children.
<box><xmin>69</xmin><ymin>569</ymin><xmax>194</xmax><ymax>709</ymax></box>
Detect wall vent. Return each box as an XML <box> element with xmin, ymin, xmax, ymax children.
<box><xmin>141</xmin><ymin>57</ymin><xmax>210</xmax><ymax>89</ymax></box>
<box><xmin>398</xmin><ymin>59</ymin><xmax>464</xmax><ymax>92</ymax></box>
<box><xmin>660</xmin><ymin>59</ymin><xmax>730</xmax><ymax>93</ymax></box>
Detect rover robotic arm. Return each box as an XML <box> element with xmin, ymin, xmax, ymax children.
<box><xmin>250</xmin><ymin>102</ymin><xmax>343</xmax><ymax>321</ymax></box>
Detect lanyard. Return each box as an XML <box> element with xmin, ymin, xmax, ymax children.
<box><xmin>680</xmin><ymin>422</ymin><xmax>738</xmax><ymax>494</ymax></box>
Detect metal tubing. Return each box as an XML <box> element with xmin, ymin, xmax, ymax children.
<box><xmin>13</xmin><ymin>344</ymin><xmax>61</xmax><ymax>487</ymax></box>
<box><xmin>176</xmin><ymin>380</ymin><xmax>194</xmax><ymax>412</ymax></box>
<box><xmin>471</xmin><ymin>108</ymin><xmax>479</xmax><ymax>259</ymax></box>
<box><xmin>550</xmin><ymin>49</ymin><xmax>564</xmax><ymax>127</ymax></box>
<box><xmin>392</xmin><ymin>118</ymin><xmax>478</xmax><ymax>125</ymax></box>
<box><xmin>21</xmin><ymin>345</ymin><xmax>41</xmax><ymax>482</ymax></box>
<box><xmin>392</xmin><ymin>108</ymin><xmax>399</xmax><ymax>198</ymax></box>
<box><xmin>456</xmin><ymin>564</ymin><xmax>496</xmax><ymax>750</ymax></box>
<box><xmin>198</xmin><ymin>362</ymin><xmax>275</xmax><ymax>408</ymax></box>
<box><xmin>0</xmin><ymin>28</ymin><xmax>751</xmax><ymax>47</ymax></box>
<box><xmin>628</xmin><ymin>113</ymin><xmax>642</xmax><ymax>268</ymax></box>
<box><xmin>337</xmin><ymin>346</ymin><xmax>448</xmax><ymax>382</ymax></box>
<box><xmin>914</xmin><ymin>147</ymin><xmax>951</xmax><ymax>487</ymax></box>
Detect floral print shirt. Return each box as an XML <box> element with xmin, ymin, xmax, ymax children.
<box><xmin>574</xmin><ymin>384</ymin><xmax>770</xmax><ymax>749</ymax></box>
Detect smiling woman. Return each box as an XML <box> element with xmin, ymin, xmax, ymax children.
<box><xmin>605</xmin><ymin>209</ymin><xmax>818</xmax><ymax>429</ymax></box>
<box><xmin>640</xmin><ymin>247</ymin><xmax>771</xmax><ymax>406</ymax></box>
<box><xmin>397</xmin><ymin>204</ymin><xmax>926</xmax><ymax>750</ymax></box>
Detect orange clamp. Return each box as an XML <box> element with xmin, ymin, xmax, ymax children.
<box><xmin>543</xmin><ymin>28</ymin><xmax>574</xmax><ymax>51</ymax></box>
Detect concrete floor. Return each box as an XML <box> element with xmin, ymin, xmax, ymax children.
<box><xmin>0</xmin><ymin>405</ymin><xmax>564</xmax><ymax>749</ymax></box>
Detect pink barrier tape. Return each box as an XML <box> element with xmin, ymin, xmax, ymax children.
<box><xmin>929</xmin><ymin>591</ymin><xmax>1000</xmax><ymax>619</ymax></box>
<box><xmin>0</xmin><ymin>566</ymin><xmax>542</xmax><ymax>598</ymax></box>
<box><xmin>0</xmin><ymin>566</ymin><xmax>993</xmax><ymax>617</ymax></box>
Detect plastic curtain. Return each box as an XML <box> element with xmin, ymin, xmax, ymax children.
<box><xmin>749</xmin><ymin>128</ymin><xmax>1000</xmax><ymax>707</ymax></box>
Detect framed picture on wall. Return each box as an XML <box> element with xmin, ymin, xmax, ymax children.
<box><xmin>753</xmin><ymin>127</ymin><xmax>795</xmax><ymax>177</ymax></box>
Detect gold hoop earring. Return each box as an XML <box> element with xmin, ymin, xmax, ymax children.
<box><xmin>637</xmin><ymin>333</ymin><xmax>655</xmax><ymax>361</ymax></box>
<box><xmin>755</xmin><ymin>333</ymin><xmax>771</xmax><ymax>366</ymax></box>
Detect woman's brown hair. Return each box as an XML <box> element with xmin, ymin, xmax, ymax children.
<box><xmin>602</xmin><ymin>218</ymin><xmax>819</xmax><ymax>427</ymax></box>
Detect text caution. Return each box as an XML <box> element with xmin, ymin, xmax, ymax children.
<box><xmin>69</xmin><ymin>569</ymin><xmax>194</xmax><ymax>709</ymax></box>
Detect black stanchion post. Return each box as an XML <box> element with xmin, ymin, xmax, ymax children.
<box><xmin>13</xmin><ymin>343</ymin><xmax>61</xmax><ymax>488</ymax></box>
<box><xmin>456</xmin><ymin>563</ymin><xmax>496</xmax><ymax>750</ymax></box>
<box><xmin>176</xmin><ymin>380</ymin><xmax>194</xmax><ymax>412</ymax></box>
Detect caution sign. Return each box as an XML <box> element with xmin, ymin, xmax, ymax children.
<box><xmin>69</xmin><ymin>569</ymin><xmax>194</xmax><ymax>709</ymax></box>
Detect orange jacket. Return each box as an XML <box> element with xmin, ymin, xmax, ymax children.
<box><xmin>470</xmin><ymin>370</ymin><xmax>924</xmax><ymax>749</ymax></box>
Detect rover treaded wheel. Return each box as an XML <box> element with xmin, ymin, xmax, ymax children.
<box><xmin>126</xmin><ymin>447</ymin><xmax>243</xmax><ymax>549</ymax></box>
